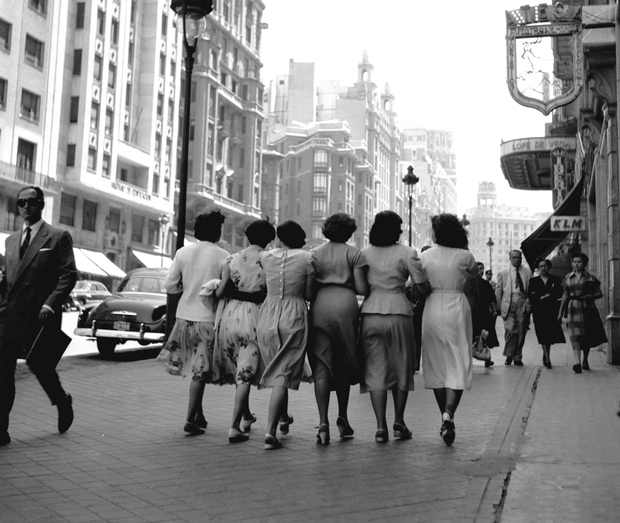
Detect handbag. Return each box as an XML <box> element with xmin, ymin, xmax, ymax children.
<box><xmin>583</xmin><ymin>306</ymin><xmax>608</xmax><ymax>348</ymax></box>
<box><xmin>472</xmin><ymin>330</ymin><xmax>491</xmax><ymax>361</ymax></box>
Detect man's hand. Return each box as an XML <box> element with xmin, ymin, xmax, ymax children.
<box><xmin>39</xmin><ymin>307</ymin><xmax>54</xmax><ymax>322</ymax></box>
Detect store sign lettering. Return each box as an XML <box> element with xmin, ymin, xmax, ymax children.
<box><xmin>550</xmin><ymin>216</ymin><xmax>585</xmax><ymax>232</ymax></box>
<box><xmin>111</xmin><ymin>182</ymin><xmax>151</xmax><ymax>201</ymax></box>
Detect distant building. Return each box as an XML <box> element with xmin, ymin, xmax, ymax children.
<box><xmin>465</xmin><ymin>182</ymin><xmax>550</xmax><ymax>272</ymax></box>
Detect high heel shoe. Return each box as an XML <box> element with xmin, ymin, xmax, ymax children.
<box><xmin>375</xmin><ymin>429</ymin><xmax>389</xmax><ymax>443</ymax></box>
<box><xmin>582</xmin><ymin>360</ymin><xmax>590</xmax><ymax>371</ymax></box>
<box><xmin>440</xmin><ymin>419</ymin><xmax>455</xmax><ymax>446</ymax></box>
<box><xmin>264</xmin><ymin>434</ymin><xmax>282</xmax><ymax>450</ymax></box>
<box><xmin>183</xmin><ymin>422</ymin><xmax>205</xmax><ymax>436</ymax></box>
<box><xmin>393</xmin><ymin>422</ymin><xmax>412</xmax><ymax>440</ymax></box>
<box><xmin>316</xmin><ymin>424</ymin><xmax>330</xmax><ymax>445</ymax></box>
<box><xmin>279</xmin><ymin>413</ymin><xmax>294</xmax><ymax>435</ymax></box>
<box><xmin>240</xmin><ymin>413</ymin><xmax>257</xmax><ymax>433</ymax></box>
<box><xmin>336</xmin><ymin>417</ymin><xmax>354</xmax><ymax>439</ymax></box>
<box><xmin>194</xmin><ymin>413</ymin><xmax>208</xmax><ymax>430</ymax></box>
<box><xmin>228</xmin><ymin>428</ymin><xmax>250</xmax><ymax>443</ymax></box>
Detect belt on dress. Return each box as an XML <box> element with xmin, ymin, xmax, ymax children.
<box><xmin>230</xmin><ymin>289</ymin><xmax>266</xmax><ymax>304</ymax></box>
<box><xmin>432</xmin><ymin>289</ymin><xmax>463</xmax><ymax>294</ymax></box>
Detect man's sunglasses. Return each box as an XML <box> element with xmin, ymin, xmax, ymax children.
<box><xmin>17</xmin><ymin>198</ymin><xmax>43</xmax><ymax>208</ymax></box>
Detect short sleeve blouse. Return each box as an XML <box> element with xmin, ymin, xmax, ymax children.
<box><xmin>311</xmin><ymin>241</ymin><xmax>367</xmax><ymax>290</ymax></box>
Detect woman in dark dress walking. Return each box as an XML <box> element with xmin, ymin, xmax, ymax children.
<box><xmin>528</xmin><ymin>258</ymin><xmax>565</xmax><ymax>368</ymax></box>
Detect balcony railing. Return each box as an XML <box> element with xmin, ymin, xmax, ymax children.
<box><xmin>0</xmin><ymin>161</ymin><xmax>59</xmax><ymax>192</ymax></box>
<box><xmin>185</xmin><ymin>182</ymin><xmax>261</xmax><ymax>218</ymax></box>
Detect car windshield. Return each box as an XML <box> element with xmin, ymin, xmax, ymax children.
<box><xmin>118</xmin><ymin>276</ymin><xmax>166</xmax><ymax>294</ymax></box>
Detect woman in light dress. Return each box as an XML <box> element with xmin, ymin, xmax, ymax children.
<box><xmin>308</xmin><ymin>213</ymin><xmax>368</xmax><ymax>445</ymax></box>
<box><xmin>257</xmin><ymin>221</ymin><xmax>314</xmax><ymax>450</ymax></box>
<box><xmin>158</xmin><ymin>211</ymin><xmax>229</xmax><ymax>435</ymax></box>
<box><xmin>416</xmin><ymin>214</ymin><xmax>478</xmax><ymax>446</ymax></box>
<box><xmin>360</xmin><ymin>211</ymin><xmax>428</xmax><ymax>444</ymax></box>
<box><xmin>214</xmin><ymin>220</ymin><xmax>275</xmax><ymax>443</ymax></box>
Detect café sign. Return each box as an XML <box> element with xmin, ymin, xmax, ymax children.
<box><xmin>506</xmin><ymin>4</ymin><xmax>583</xmax><ymax>116</ymax></box>
<box><xmin>550</xmin><ymin>215</ymin><xmax>586</xmax><ymax>232</ymax></box>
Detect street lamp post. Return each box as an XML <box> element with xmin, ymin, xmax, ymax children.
<box><xmin>487</xmin><ymin>237</ymin><xmax>495</xmax><ymax>272</ymax></box>
<box><xmin>159</xmin><ymin>213</ymin><xmax>169</xmax><ymax>267</ymax></box>
<box><xmin>402</xmin><ymin>165</ymin><xmax>420</xmax><ymax>247</ymax></box>
<box><xmin>170</xmin><ymin>0</ymin><xmax>212</xmax><ymax>254</ymax></box>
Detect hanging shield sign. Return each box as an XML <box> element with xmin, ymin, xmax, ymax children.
<box><xmin>506</xmin><ymin>4</ymin><xmax>583</xmax><ymax>116</ymax></box>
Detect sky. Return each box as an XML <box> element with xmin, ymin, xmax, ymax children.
<box><xmin>259</xmin><ymin>0</ymin><xmax>553</xmax><ymax>214</ymax></box>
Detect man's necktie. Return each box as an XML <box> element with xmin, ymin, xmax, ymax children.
<box><xmin>515</xmin><ymin>268</ymin><xmax>525</xmax><ymax>294</ymax></box>
<box><xmin>20</xmin><ymin>227</ymin><xmax>31</xmax><ymax>259</ymax></box>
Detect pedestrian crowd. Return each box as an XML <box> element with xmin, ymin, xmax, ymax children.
<box><xmin>0</xmin><ymin>185</ymin><xmax>609</xmax><ymax>450</ymax></box>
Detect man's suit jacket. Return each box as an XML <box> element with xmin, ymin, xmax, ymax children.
<box><xmin>0</xmin><ymin>222</ymin><xmax>77</xmax><ymax>350</ymax></box>
<box><xmin>495</xmin><ymin>265</ymin><xmax>532</xmax><ymax>319</ymax></box>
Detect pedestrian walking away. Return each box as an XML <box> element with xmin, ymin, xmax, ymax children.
<box><xmin>527</xmin><ymin>257</ymin><xmax>565</xmax><ymax>368</ymax></box>
<box><xmin>558</xmin><ymin>252</ymin><xmax>607</xmax><ymax>373</ymax></box>
<box><xmin>0</xmin><ymin>186</ymin><xmax>77</xmax><ymax>446</ymax></box>
<box><xmin>157</xmin><ymin>211</ymin><xmax>229</xmax><ymax>435</ymax></box>
<box><xmin>308</xmin><ymin>213</ymin><xmax>368</xmax><ymax>445</ymax></box>
<box><xmin>214</xmin><ymin>219</ymin><xmax>275</xmax><ymax>443</ymax></box>
<box><xmin>417</xmin><ymin>214</ymin><xmax>478</xmax><ymax>446</ymax></box>
<box><xmin>496</xmin><ymin>250</ymin><xmax>532</xmax><ymax>366</ymax></box>
<box><xmin>257</xmin><ymin>221</ymin><xmax>314</xmax><ymax>450</ymax></box>
<box><xmin>360</xmin><ymin>211</ymin><xmax>428</xmax><ymax>444</ymax></box>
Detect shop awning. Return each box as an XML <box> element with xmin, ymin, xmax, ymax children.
<box><xmin>521</xmin><ymin>176</ymin><xmax>585</xmax><ymax>271</ymax></box>
<box><xmin>73</xmin><ymin>248</ymin><xmax>108</xmax><ymax>276</ymax></box>
<box><xmin>80</xmin><ymin>248</ymin><xmax>126</xmax><ymax>278</ymax></box>
<box><xmin>131</xmin><ymin>249</ymin><xmax>172</xmax><ymax>269</ymax></box>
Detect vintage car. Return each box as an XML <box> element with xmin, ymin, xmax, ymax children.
<box><xmin>74</xmin><ymin>267</ymin><xmax>168</xmax><ymax>356</ymax></box>
<box><xmin>64</xmin><ymin>280</ymin><xmax>112</xmax><ymax>310</ymax></box>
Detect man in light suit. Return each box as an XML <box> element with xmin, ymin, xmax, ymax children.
<box><xmin>495</xmin><ymin>250</ymin><xmax>532</xmax><ymax>366</ymax></box>
<box><xmin>0</xmin><ymin>186</ymin><xmax>77</xmax><ymax>446</ymax></box>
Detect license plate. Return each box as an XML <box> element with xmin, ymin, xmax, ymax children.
<box><xmin>113</xmin><ymin>321</ymin><xmax>130</xmax><ymax>331</ymax></box>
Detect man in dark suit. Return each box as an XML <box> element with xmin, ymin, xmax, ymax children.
<box><xmin>0</xmin><ymin>186</ymin><xmax>77</xmax><ymax>446</ymax></box>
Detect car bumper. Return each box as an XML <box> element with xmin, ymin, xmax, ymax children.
<box><xmin>74</xmin><ymin>327</ymin><xmax>165</xmax><ymax>342</ymax></box>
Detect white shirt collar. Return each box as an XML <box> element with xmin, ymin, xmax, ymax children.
<box><xmin>23</xmin><ymin>219</ymin><xmax>44</xmax><ymax>239</ymax></box>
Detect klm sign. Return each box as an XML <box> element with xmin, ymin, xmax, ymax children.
<box><xmin>550</xmin><ymin>216</ymin><xmax>586</xmax><ymax>232</ymax></box>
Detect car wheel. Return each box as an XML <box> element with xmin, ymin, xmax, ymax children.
<box><xmin>96</xmin><ymin>338</ymin><xmax>117</xmax><ymax>357</ymax></box>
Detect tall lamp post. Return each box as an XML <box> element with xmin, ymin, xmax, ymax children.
<box><xmin>402</xmin><ymin>165</ymin><xmax>419</xmax><ymax>247</ymax></box>
<box><xmin>166</xmin><ymin>0</ymin><xmax>212</xmax><ymax>340</ymax></box>
<box><xmin>487</xmin><ymin>237</ymin><xmax>494</xmax><ymax>272</ymax></box>
<box><xmin>159</xmin><ymin>213</ymin><xmax>169</xmax><ymax>267</ymax></box>
<box><xmin>170</xmin><ymin>0</ymin><xmax>212</xmax><ymax>254</ymax></box>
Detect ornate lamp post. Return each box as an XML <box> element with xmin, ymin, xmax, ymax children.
<box><xmin>170</xmin><ymin>0</ymin><xmax>212</xmax><ymax>254</ymax></box>
<box><xmin>159</xmin><ymin>214</ymin><xmax>169</xmax><ymax>267</ymax></box>
<box><xmin>487</xmin><ymin>237</ymin><xmax>495</xmax><ymax>272</ymax></box>
<box><xmin>402</xmin><ymin>165</ymin><xmax>419</xmax><ymax>247</ymax></box>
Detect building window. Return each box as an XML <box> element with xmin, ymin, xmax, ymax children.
<box><xmin>128</xmin><ymin>41</ymin><xmax>134</xmax><ymax>66</ymax></box>
<box><xmin>239</xmin><ymin>148</ymin><xmax>245</xmax><ymax>168</ymax></box>
<box><xmin>314</xmin><ymin>172</ymin><xmax>327</xmax><ymax>192</ymax></box>
<box><xmin>102</xmin><ymin>153</ymin><xmax>110</xmax><ymax>177</ymax></box>
<box><xmin>313</xmin><ymin>197</ymin><xmax>326</xmax><ymax>215</ymax></box>
<box><xmin>82</xmin><ymin>200</ymin><xmax>97</xmax><ymax>232</ymax></box>
<box><xmin>157</xmin><ymin>93</ymin><xmax>163</xmax><ymax>116</ymax></box>
<box><xmin>105</xmin><ymin>109</ymin><xmax>113</xmax><ymax>135</ymax></box>
<box><xmin>108</xmin><ymin>63</ymin><xmax>116</xmax><ymax>89</ymax></box>
<box><xmin>165</xmin><ymin>138</ymin><xmax>171</xmax><ymax>163</ymax></box>
<box><xmin>109</xmin><ymin>207</ymin><xmax>120</xmax><ymax>233</ymax></box>
<box><xmin>111</xmin><ymin>19</ymin><xmax>119</xmax><ymax>45</ymax></box>
<box><xmin>0</xmin><ymin>19</ymin><xmax>11</xmax><ymax>51</ymax></box>
<box><xmin>25</xmin><ymin>35</ymin><xmax>44</xmax><ymax>68</ymax></box>
<box><xmin>87</xmin><ymin>147</ymin><xmax>97</xmax><ymax>170</ymax></box>
<box><xmin>29</xmin><ymin>0</ymin><xmax>46</xmax><ymax>15</ymax></box>
<box><xmin>242</xmin><ymin>84</ymin><xmax>248</xmax><ymax>101</ymax></box>
<box><xmin>0</xmin><ymin>77</ymin><xmax>6</xmax><ymax>110</ymax></box>
<box><xmin>66</xmin><ymin>144</ymin><xmax>76</xmax><ymax>166</ymax></box>
<box><xmin>152</xmin><ymin>173</ymin><xmax>159</xmax><ymax>195</ymax></box>
<box><xmin>131</xmin><ymin>214</ymin><xmax>144</xmax><ymax>243</ymax></box>
<box><xmin>97</xmin><ymin>9</ymin><xmax>105</xmax><ymax>36</ymax></box>
<box><xmin>148</xmin><ymin>218</ymin><xmax>159</xmax><ymax>246</ymax></box>
<box><xmin>155</xmin><ymin>134</ymin><xmax>161</xmax><ymax>158</ymax></box>
<box><xmin>164</xmin><ymin>177</ymin><xmax>170</xmax><ymax>199</ymax></box>
<box><xmin>17</xmin><ymin>139</ymin><xmax>36</xmax><ymax>171</ymax></box>
<box><xmin>120</xmin><ymin>168</ymin><xmax>128</xmax><ymax>182</ymax></box>
<box><xmin>73</xmin><ymin>49</ymin><xmax>82</xmax><ymax>75</ymax></box>
<box><xmin>161</xmin><ymin>13</ymin><xmax>168</xmax><ymax>38</ymax></box>
<box><xmin>90</xmin><ymin>103</ymin><xmax>99</xmax><ymax>129</ymax></box>
<box><xmin>160</xmin><ymin>53</ymin><xmax>166</xmax><ymax>76</ymax></box>
<box><xmin>20</xmin><ymin>89</ymin><xmax>40</xmax><ymax>122</ymax></box>
<box><xmin>94</xmin><ymin>55</ymin><xmax>102</xmax><ymax>81</ymax></box>
<box><xmin>241</xmin><ymin>116</ymin><xmax>246</xmax><ymax>134</ymax></box>
<box><xmin>314</xmin><ymin>149</ymin><xmax>328</xmax><ymax>167</ymax></box>
<box><xmin>59</xmin><ymin>193</ymin><xmax>77</xmax><ymax>226</ymax></box>
<box><xmin>167</xmin><ymin>98</ymin><xmax>174</xmax><ymax>123</ymax></box>
<box><xmin>76</xmin><ymin>3</ymin><xmax>85</xmax><ymax>28</ymax></box>
<box><xmin>189</xmin><ymin>119</ymin><xmax>195</xmax><ymax>141</ymax></box>
<box><xmin>69</xmin><ymin>96</ymin><xmax>80</xmax><ymax>122</ymax></box>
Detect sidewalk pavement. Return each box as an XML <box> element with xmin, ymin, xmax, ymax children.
<box><xmin>1</xmin><ymin>323</ymin><xmax>619</xmax><ymax>523</ymax></box>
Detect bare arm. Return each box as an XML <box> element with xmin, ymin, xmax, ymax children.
<box><xmin>558</xmin><ymin>288</ymin><xmax>570</xmax><ymax>321</ymax></box>
<box><xmin>353</xmin><ymin>266</ymin><xmax>369</xmax><ymax>297</ymax></box>
<box><xmin>215</xmin><ymin>263</ymin><xmax>231</xmax><ymax>299</ymax></box>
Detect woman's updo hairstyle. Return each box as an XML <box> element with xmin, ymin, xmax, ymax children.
<box><xmin>369</xmin><ymin>210</ymin><xmax>402</xmax><ymax>246</ymax></box>
<box><xmin>322</xmin><ymin>213</ymin><xmax>357</xmax><ymax>243</ymax></box>
<box><xmin>276</xmin><ymin>220</ymin><xmax>306</xmax><ymax>249</ymax></box>
<box><xmin>194</xmin><ymin>209</ymin><xmax>225</xmax><ymax>242</ymax></box>
<box><xmin>245</xmin><ymin>219</ymin><xmax>276</xmax><ymax>248</ymax></box>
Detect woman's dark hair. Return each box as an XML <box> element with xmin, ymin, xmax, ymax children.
<box><xmin>431</xmin><ymin>213</ymin><xmax>469</xmax><ymax>249</ymax></box>
<box><xmin>369</xmin><ymin>211</ymin><xmax>402</xmax><ymax>246</ymax></box>
<box><xmin>572</xmin><ymin>252</ymin><xmax>589</xmax><ymax>266</ymax></box>
<box><xmin>536</xmin><ymin>257</ymin><xmax>552</xmax><ymax>269</ymax></box>
<box><xmin>194</xmin><ymin>210</ymin><xmax>225</xmax><ymax>242</ymax></box>
<box><xmin>322</xmin><ymin>213</ymin><xmax>357</xmax><ymax>243</ymax></box>
<box><xmin>277</xmin><ymin>220</ymin><xmax>306</xmax><ymax>249</ymax></box>
<box><xmin>245</xmin><ymin>219</ymin><xmax>276</xmax><ymax>248</ymax></box>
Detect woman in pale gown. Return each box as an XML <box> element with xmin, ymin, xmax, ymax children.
<box><xmin>417</xmin><ymin>214</ymin><xmax>478</xmax><ymax>446</ymax></box>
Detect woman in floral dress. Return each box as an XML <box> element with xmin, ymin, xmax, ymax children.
<box><xmin>158</xmin><ymin>211</ymin><xmax>229</xmax><ymax>435</ymax></box>
<box><xmin>215</xmin><ymin>220</ymin><xmax>275</xmax><ymax>443</ymax></box>
<box><xmin>257</xmin><ymin>221</ymin><xmax>314</xmax><ymax>450</ymax></box>
<box><xmin>558</xmin><ymin>252</ymin><xmax>607</xmax><ymax>373</ymax></box>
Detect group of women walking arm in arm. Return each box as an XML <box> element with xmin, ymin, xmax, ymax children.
<box><xmin>158</xmin><ymin>209</ymin><xmax>486</xmax><ymax>449</ymax></box>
